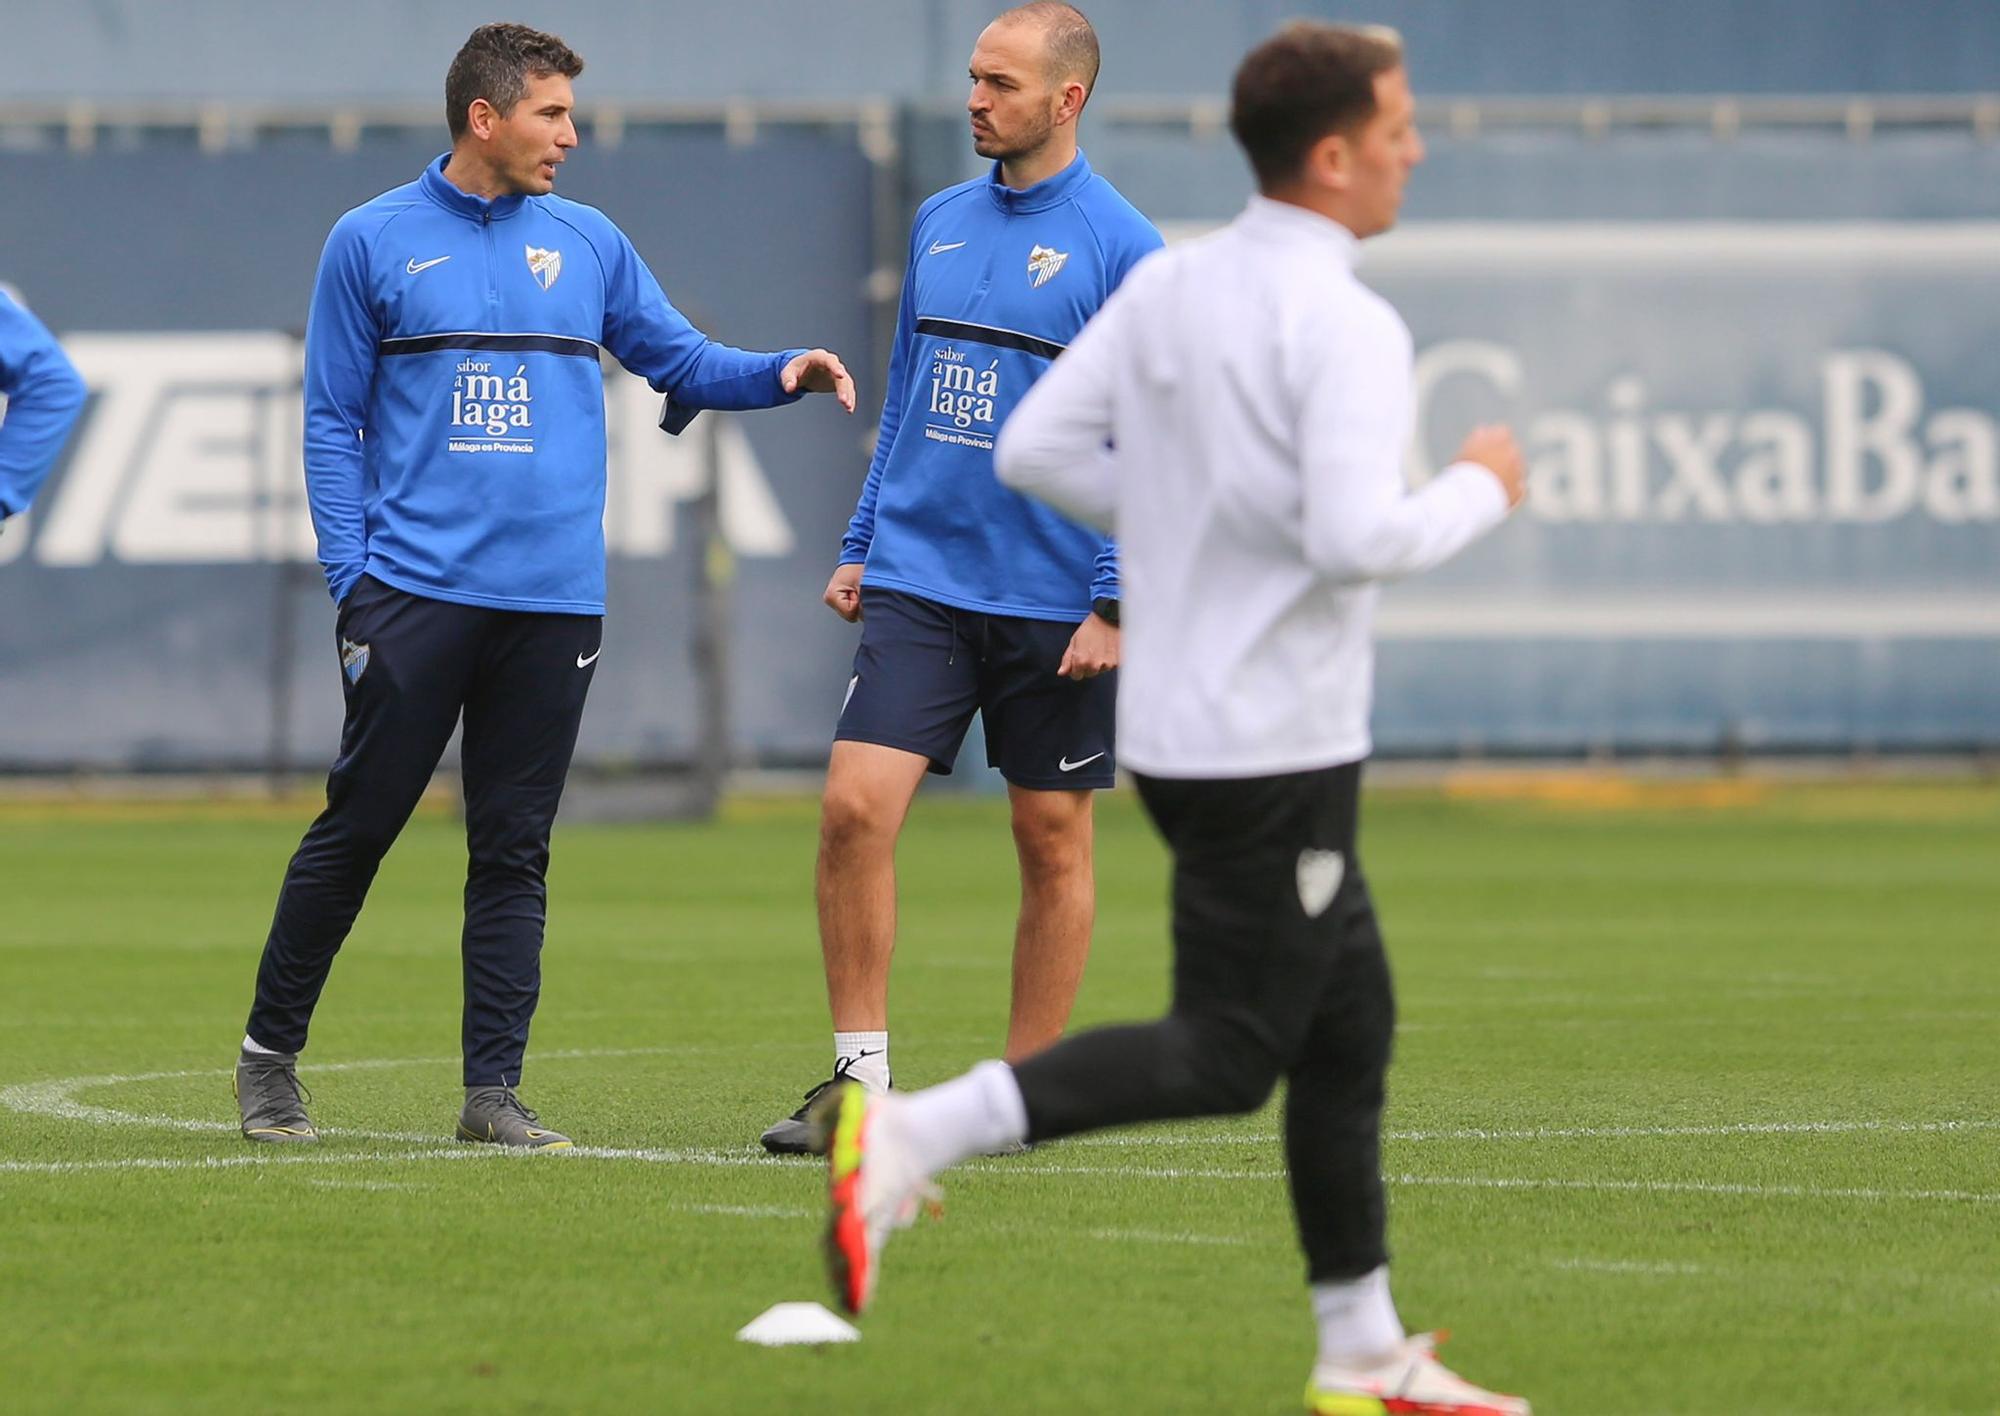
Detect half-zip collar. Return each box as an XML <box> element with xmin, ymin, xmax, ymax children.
<box><xmin>1238</xmin><ymin>195</ymin><xmax>1362</xmax><ymax>269</ymax></box>
<box><xmin>420</xmin><ymin>154</ymin><xmax>529</xmax><ymax>224</ymax></box>
<box><xmin>984</xmin><ymin>149</ymin><xmax>1093</xmax><ymax>215</ymax></box>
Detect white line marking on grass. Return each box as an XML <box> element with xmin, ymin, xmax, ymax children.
<box><xmin>1391</xmin><ymin>1118</ymin><xmax>2000</xmax><ymax>1143</ymax></box>
<box><xmin>1083</xmin><ymin>1228</ymin><xmax>1249</xmax><ymax>1247</ymax></box>
<box><xmin>0</xmin><ymin>1046</ymin><xmax>762</xmax><ymax>1144</ymax></box>
<box><xmin>967</xmin><ymin>1159</ymin><xmax>1284</xmax><ymax>1180</ymax></box>
<box><xmin>20</xmin><ymin>1052</ymin><xmax>1994</xmax><ymax>1156</ymax></box>
<box><xmin>1059</xmin><ymin>1117</ymin><xmax>2000</xmax><ymax>1147</ymax></box>
<box><xmin>1549</xmin><ymin>1258</ymin><xmax>1704</xmax><ymax>1276</ymax></box>
<box><xmin>562</xmin><ymin>1143</ymin><xmax>793</xmax><ymax>1168</ymax></box>
<box><xmin>9</xmin><ymin>1056</ymin><xmax>1997</xmax><ymax>1214</ymax></box>
<box><xmin>303</xmin><ymin>1177</ymin><xmax>426</xmax><ymax>1193</ymax></box>
<box><xmin>0</xmin><ymin>1145</ymin><xmax>778</xmax><ymax>1179</ymax></box>
<box><xmin>0</xmin><ymin>1148</ymin><xmax>481</xmax><ymax>1176</ymax></box>
<box><xmin>682</xmin><ymin>1203</ymin><xmax>814</xmax><ymax>1219</ymax></box>
<box><xmin>1057</xmin><ymin>1134</ymin><xmax>1272</xmax><ymax>1148</ymax></box>
<box><xmin>5</xmin><ymin>1142</ymin><xmax>1995</xmax><ymax>1209</ymax></box>
<box><xmin>957</xmin><ymin>1161</ymin><xmax>2000</xmax><ymax>1205</ymax></box>
<box><xmin>1386</xmin><ymin>1173</ymin><xmax>2000</xmax><ymax>1205</ymax></box>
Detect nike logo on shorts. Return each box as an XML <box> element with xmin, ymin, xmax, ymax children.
<box><xmin>577</xmin><ymin>648</ymin><xmax>602</xmax><ymax>668</ymax></box>
<box><xmin>1058</xmin><ymin>752</ymin><xmax>1106</xmax><ymax>773</ymax></box>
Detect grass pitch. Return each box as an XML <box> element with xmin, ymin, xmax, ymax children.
<box><xmin>1</xmin><ymin>777</ymin><xmax>1996</xmax><ymax>1414</ymax></box>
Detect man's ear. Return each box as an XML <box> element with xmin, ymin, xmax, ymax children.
<box><xmin>1303</xmin><ymin>131</ymin><xmax>1353</xmax><ymax>193</ymax></box>
<box><xmin>465</xmin><ymin>97</ymin><xmax>498</xmax><ymax>141</ymax></box>
<box><xmin>1055</xmin><ymin>80</ymin><xmax>1088</xmax><ymax>128</ymax></box>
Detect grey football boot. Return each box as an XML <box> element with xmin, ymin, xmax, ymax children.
<box><xmin>760</xmin><ymin>1055</ymin><xmax>888</xmax><ymax>1155</ymax></box>
<box><xmin>233</xmin><ymin>1049</ymin><xmax>318</xmax><ymax>1143</ymax></box>
<box><xmin>456</xmin><ymin>1086</ymin><xmax>574</xmax><ymax>1150</ymax></box>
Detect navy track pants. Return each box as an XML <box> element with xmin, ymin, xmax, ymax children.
<box><xmin>244</xmin><ymin>575</ymin><xmax>601</xmax><ymax>1086</ymax></box>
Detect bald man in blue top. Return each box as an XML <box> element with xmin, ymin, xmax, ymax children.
<box><xmin>761</xmin><ymin>2</ymin><xmax>1163</xmax><ymax>1153</ymax></box>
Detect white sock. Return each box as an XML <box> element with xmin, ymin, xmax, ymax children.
<box><xmin>241</xmin><ymin>1033</ymin><xmax>284</xmax><ymax>1056</ymax></box>
<box><xmin>898</xmin><ymin>1059</ymin><xmax>1029</xmax><ymax>1176</ymax></box>
<box><xmin>832</xmin><ymin>1031</ymin><xmax>891</xmax><ymax>1092</ymax></box>
<box><xmin>1312</xmin><ymin>1266</ymin><xmax>1404</xmax><ymax>1367</ymax></box>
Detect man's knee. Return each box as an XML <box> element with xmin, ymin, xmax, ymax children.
<box><xmin>819</xmin><ymin>744</ymin><xmax>926</xmax><ymax>861</ymax></box>
<box><xmin>819</xmin><ymin>785</ymin><xmax>897</xmax><ymax>862</ymax></box>
<box><xmin>465</xmin><ymin>841</ymin><xmax>551</xmax><ymax>885</ymax></box>
<box><xmin>820</xmin><ymin>772</ymin><xmax>914</xmax><ymax>857</ymax></box>
<box><xmin>318</xmin><ymin>768</ymin><xmax>428</xmax><ymax>866</ymax></box>
<box><xmin>1160</xmin><ymin>1013</ymin><xmax>1282</xmax><ymax>1116</ymax></box>
<box><xmin>464</xmin><ymin>797</ymin><xmax>559</xmax><ymax>880</ymax></box>
<box><xmin>311</xmin><ymin>805</ymin><xmax>404</xmax><ymax>871</ymax></box>
<box><xmin>1009</xmin><ymin>792</ymin><xmax>1092</xmax><ymax>884</ymax></box>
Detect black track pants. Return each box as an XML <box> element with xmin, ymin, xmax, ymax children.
<box><xmin>1012</xmin><ymin>760</ymin><xmax>1395</xmax><ymax>1282</ymax></box>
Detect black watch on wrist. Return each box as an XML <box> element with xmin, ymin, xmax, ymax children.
<box><xmin>1091</xmin><ymin>596</ymin><xmax>1121</xmax><ymax>627</ymax></box>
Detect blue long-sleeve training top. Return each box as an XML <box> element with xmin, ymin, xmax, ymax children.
<box><xmin>304</xmin><ymin>155</ymin><xmax>807</xmax><ymax>614</ymax></box>
<box><xmin>0</xmin><ymin>289</ymin><xmax>88</xmax><ymax>520</ymax></box>
<box><xmin>843</xmin><ymin>151</ymin><xmax>1162</xmax><ymax>620</ymax></box>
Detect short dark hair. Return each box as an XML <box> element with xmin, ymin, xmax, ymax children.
<box><xmin>445</xmin><ymin>23</ymin><xmax>585</xmax><ymax>140</ymax></box>
<box><xmin>996</xmin><ymin>2</ymin><xmax>1101</xmax><ymax>101</ymax></box>
<box><xmin>1229</xmin><ymin>22</ymin><xmax>1404</xmax><ymax>190</ymax></box>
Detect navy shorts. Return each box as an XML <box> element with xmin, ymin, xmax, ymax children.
<box><xmin>834</xmin><ymin>588</ymin><xmax>1117</xmax><ymax>790</ymax></box>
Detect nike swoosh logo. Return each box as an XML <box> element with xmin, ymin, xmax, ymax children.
<box><xmin>577</xmin><ymin>648</ymin><xmax>602</xmax><ymax>668</ymax></box>
<box><xmin>406</xmin><ymin>255</ymin><xmax>451</xmax><ymax>275</ymax></box>
<box><xmin>927</xmin><ymin>240</ymin><xmax>968</xmax><ymax>255</ymax></box>
<box><xmin>1058</xmin><ymin>752</ymin><xmax>1106</xmax><ymax>772</ymax></box>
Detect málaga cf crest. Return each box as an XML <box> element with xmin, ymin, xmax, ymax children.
<box><xmin>1027</xmin><ymin>244</ymin><xmax>1068</xmax><ymax>288</ymax></box>
<box><xmin>339</xmin><ymin>637</ymin><xmax>370</xmax><ymax>685</ymax></box>
<box><xmin>525</xmin><ymin>245</ymin><xmax>562</xmax><ymax>291</ymax></box>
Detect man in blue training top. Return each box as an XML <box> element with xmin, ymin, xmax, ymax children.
<box><xmin>0</xmin><ymin>287</ymin><xmax>88</xmax><ymax>533</ymax></box>
<box><xmin>760</xmin><ymin>2</ymin><xmax>1162</xmax><ymax>1153</ymax></box>
<box><xmin>232</xmin><ymin>22</ymin><xmax>855</xmax><ymax>1149</ymax></box>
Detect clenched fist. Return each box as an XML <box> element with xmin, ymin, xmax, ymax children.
<box><xmin>1458</xmin><ymin>423</ymin><xmax>1526</xmax><ymax>508</ymax></box>
<box><xmin>823</xmin><ymin>562</ymin><xmax>864</xmax><ymax>622</ymax></box>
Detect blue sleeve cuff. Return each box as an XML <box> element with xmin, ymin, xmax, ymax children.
<box><xmin>658</xmin><ymin>396</ymin><xmax>699</xmax><ymax>436</ymax></box>
<box><xmin>661</xmin><ymin>349</ymin><xmax>808</xmax><ymax>434</ymax></box>
<box><xmin>1090</xmin><ymin>544</ymin><xmax>1121</xmax><ymax>602</ymax></box>
<box><xmin>772</xmin><ymin>347</ymin><xmax>808</xmax><ymax>403</ymax></box>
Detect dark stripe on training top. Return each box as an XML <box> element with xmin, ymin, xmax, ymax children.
<box><xmin>379</xmin><ymin>333</ymin><xmax>601</xmax><ymax>358</ymax></box>
<box><xmin>915</xmin><ymin>318</ymin><xmax>1066</xmax><ymax>361</ymax></box>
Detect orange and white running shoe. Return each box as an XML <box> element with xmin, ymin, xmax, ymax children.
<box><xmin>814</xmin><ymin>1083</ymin><xmax>939</xmax><ymax>1315</ymax></box>
<box><xmin>1306</xmin><ymin>1333</ymin><xmax>1530</xmax><ymax>1415</ymax></box>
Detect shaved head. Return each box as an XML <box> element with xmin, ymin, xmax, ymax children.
<box><xmin>992</xmin><ymin>2</ymin><xmax>1101</xmax><ymax>103</ymax></box>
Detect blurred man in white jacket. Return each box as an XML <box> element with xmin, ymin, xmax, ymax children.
<box><xmin>814</xmin><ymin>22</ymin><xmax>1532</xmax><ymax>1416</ymax></box>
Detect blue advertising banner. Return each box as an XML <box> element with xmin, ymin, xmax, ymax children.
<box><xmin>6</xmin><ymin>182</ymin><xmax>1995</xmax><ymax>762</ymax></box>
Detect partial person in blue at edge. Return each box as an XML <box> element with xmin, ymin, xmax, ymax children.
<box><xmin>230</xmin><ymin>22</ymin><xmax>857</xmax><ymax>1151</ymax></box>
<box><xmin>758</xmin><ymin>2</ymin><xmax>1164</xmax><ymax>1155</ymax></box>
<box><xmin>0</xmin><ymin>286</ymin><xmax>88</xmax><ymax>534</ymax></box>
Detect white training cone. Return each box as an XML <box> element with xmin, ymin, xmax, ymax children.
<box><xmin>736</xmin><ymin>1302</ymin><xmax>861</xmax><ymax>1347</ymax></box>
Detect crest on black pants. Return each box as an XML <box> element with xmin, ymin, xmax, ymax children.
<box><xmin>1296</xmin><ymin>848</ymin><xmax>1345</xmax><ymax>919</ymax></box>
